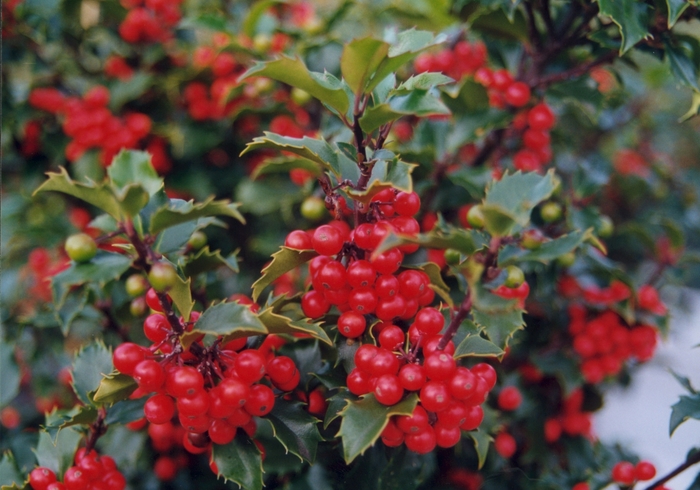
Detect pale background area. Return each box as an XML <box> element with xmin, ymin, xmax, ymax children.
<box><xmin>595</xmin><ymin>289</ymin><xmax>700</xmax><ymax>489</ymax></box>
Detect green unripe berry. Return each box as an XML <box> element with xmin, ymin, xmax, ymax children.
<box><xmin>556</xmin><ymin>252</ymin><xmax>576</xmax><ymax>268</ymax></box>
<box><xmin>504</xmin><ymin>265</ymin><xmax>525</xmax><ymax>288</ymax></box>
<box><xmin>129</xmin><ymin>296</ymin><xmax>147</xmax><ymax>317</ymax></box>
<box><xmin>540</xmin><ymin>202</ymin><xmax>562</xmax><ymax>223</ymax></box>
<box><xmin>253</xmin><ymin>34</ymin><xmax>271</xmax><ymax>52</ymax></box>
<box><xmin>125</xmin><ymin>274</ymin><xmax>148</xmax><ymax>297</ymax></box>
<box><xmin>444</xmin><ymin>248</ymin><xmax>461</xmax><ymax>266</ymax></box>
<box><xmin>467</xmin><ymin>205</ymin><xmax>485</xmax><ymax>229</ymax></box>
<box><xmin>148</xmin><ymin>262</ymin><xmax>179</xmax><ymax>292</ymax></box>
<box><xmin>65</xmin><ymin>233</ymin><xmax>97</xmax><ymax>263</ymax></box>
<box><xmin>188</xmin><ymin>231</ymin><xmax>207</xmax><ymax>251</ymax></box>
<box><xmin>301</xmin><ymin>196</ymin><xmax>327</xmax><ymax>222</ymax></box>
<box><xmin>291</xmin><ymin>88</ymin><xmax>312</xmax><ymax>106</ymax></box>
<box><xmin>521</xmin><ymin>229</ymin><xmax>544</xmax><ymax>250</ymax></box>
<box><xmin>598</xmin><ymin>215</ymin><xmax>614</xmax><ymax>238</ymax></box>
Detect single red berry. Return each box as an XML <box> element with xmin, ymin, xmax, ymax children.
<box><xmin>394</xmin><ymin>191</ymin><xmax>421</xmax><ymax>217</ymax></box>
<box><xmin>208</xmin><ymin>419</ymin><xmax>237</xmax><ymax>445</ymax></box>
<box><xmin>348</xmin><ymin>288</ymin><xmax>378</xmax><ymax>314</ymax></box>
<box><xmin>29</xmin><ymin>467</ymin><xmax>57</xmax><ymax>490</ymax></box>
<box><xmin>337</xmin><ymin>311</ymin><xmax>367</xmax><ymax>338</ymax></box>
<box><xmin>424</xmin><ymin>352</ymin><xmax>457</xmax><ymax>381</ymax></box>
<box><xmin>396</xmin><ymin>405</ymin><xmax>430</xmax><ymax>434</ymax></box>
<box><xmin>354</xmin><ymin>344</ymin><xmax>379</xmax><ymax>372</ymax></box>
<box><xmin>285</xmin><ymin>230</ymin><xmax>313</xmax><ymax>250</ymax></box>
<box><xmin>497</xmin><ymin>386</ymin><xmax>522</xmax><ymax>411</ymax></box>
<box><xmin>635</xmin><ymin>461</ymin><xmax>656</xmax><ymax>481</ymax></box>
<box><xmin>459</xmin><ymin>405</ymin><xmax>484</xmax><ymax>431</ymax></box>
<box><xmin>267</xmin><ymin>356</ymin><xmax>298</xmax><ymax>385</ymax></box>
<box><xmin>448</xmin><ymin>367</ymin><xmax>477</xmax><ymax>400</ymax></box>
<box><xmin>112</xmin><ymin>343</ymin><xmax>147</xmax><ymax>375</ymax></box>
<box><xmin>301</xmin><ymin>290</ymin><xmax>330</xmax><ymax>318</ymax></box>
<box><xmin>133</xmin><ymin>359</ymin><xmax>165</xmax><ymax>392</ymax></box>
<box><xmin>505</xmin><ymin>81</ymin><xmax>531</xmax><ymax>107</ymax></box>
<box><xmin>434</xmin><ymin>422</ymin><xmax>461</xmax><ymax>448</ymax></box>
<box><xmin>420</xmin><ymin>381</ymin><xmax>451</xmax><ymax>412</ymax></box>
<box><xmin>494</xmin><ymin>431</ymin><xmax>517</xmax><ymax>458</ymax></box>
<box><xmin>234</xmin><ymin>350</ymin><xmax>267</xmax><ymax>384</ymax></box>
<box><xmin>471</xmin><ymin>363</ymin><xmax>497</xmax><ymax>390</ymax></box>
<box><xmin>398</xmin><ymin>363</ymin><xmax>427</xmax><ymax>391</ymax></box>
<box><xmin>346</xmin><ymin>260</ymin><xmax>377</xmax><ymax>289</ymax></box>
<box><xmin>374</xmin><ymin>374</ymin><xmax>404</xmax><ymax>405</ymax></box>
<box><xmin>527</xmin><ymin>102</ymin><xmax>556</xmax><ymax>130</ymax></box>
<box><xmin>347</xmin><ymin>368</ymin><xmax>372</xmax><ymax>395</ymax></box>
<box><xmin>312</xmin><ymin>225</ymin><xmax>344</xmax><ymax>256</ymax></box>
<box><xmin>165</xmin><ymin>365</ymin><xmax>204</xmax><ymax>398</ymax></box>
<box><xmin>63</xmin><ymin>466</ymin><xmax>90</xmax><ymax>490</ymax></box>
<box><xmin>413</xmin><ymin>307</ymin><xmax>444</xmax><ymax>336</ymax></box>
<box><xmin>404</xmin><ymin>426</ymin><xmax>437</xmax><ymax>454</ymax></box>
<box><xmin>611</xmin><ymin>461</ymin><xmax>636</xmax><ymax>485</ymax></box>
<box><xmin>177</xmin><ymin>390</ymin><xmax>210</xmax><ymax>416</ymax></box>
<box><xmin>144</xmin><ymin>394</ymin><xmax>175</xmax><ymax>424</ymax></box>
<box><xmin>244</xmin><ymin>384</ymin><xmax>275</xmax><ymax>416</ymax></box>
<box><xmin>378</xmin><ymin>325</ymin><xmax>405</xmax><ymax>350</ymax></box>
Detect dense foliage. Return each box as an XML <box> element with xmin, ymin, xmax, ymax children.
<box><xmin>2</xmin><ymin>1</ymin><xmax>700</xmax><ymax>489</ymax></box>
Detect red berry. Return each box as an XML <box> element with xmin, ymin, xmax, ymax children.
<box><xmin>29</xmin><ymin>467</ymin><xmax>57</xmax><ymax>490</ymax></box>
<box><xmin>459</xmin><ymin>405</ymin><xmax>484</xmax><ymax>431</ymax></box>
<box><xmin>527</xmin><ymin>103</ymin><xmax>556</xmax><ymax>130</ymax></box>
<box><xmin>471</xmin><ymin>363</ymin><xmax>497</xmax><ymax>390</ymax></box>
<box><xmin>165</xmin><ymin>366</ymin><xmax>204</xmax><ymax>398</ymax></box>
<box><xmin>497</xmin><ymin>386</ymin><xmax>522</xmax><ymax>411</ymax></box>
<box><xmin>374</xmin><ymin>374</ymin><xmax>404</xmax><ymax>405</ymax></box>
<box><xmin>133</xmin><ymin>360</ymin><xmax>165</xmax><ymax>392</ymax></box>
<box><xmin>448</xmin><ymin>367</ymin><xmax>477</xmax><ymax>400</ymax></box>
<box><xmin>611</xmin><ymin>461</ymin><xmax>636</xmax><ymax>485</ymax></box>
<box><xmin>144</xmin><ymin>394</ymin><xmax>175</xmax><ymax>424</ymax></box>
<box><xmin>346</xmin><ymin>260</ymin><xmax>377</xmax><ymax>289</ymax></box>
<box><xmin>424</xmin><ymin>352</ymin><xmax>457</xmax><ymax>381</ymax></box>
<box><xmin>347</xmin><ymin>368</ymin><xmax>372</xmax><ymax>395</ymax></box>
<box><xmin>312</xmin><ymin>225</ymin><xmax>344</xmax><ymax>256</ymax></box>
<box><xmin>177</xmin><ymin>390</ymin><xmax>210</xmax><ymax>416</ymax></box>
<box><xmin>413</xmin><ymin>307</ymin><xmax>444</xmax><ymax>336</ymax></box>
<box><xmin>285</xmin><ymin>230</ymin><xmax>313</xmax><ymax>250</ymax></box>
<box><xmin>635</xmin><ymin>461</ymin><xmax>656</xmax><ymax>481</ymax></box>
<box><xmin>404</xmin><ymin>426</ymin><xmax>436</xmax><ymax>454</ymax></box>
<box><xmin>301</xmin><ymin>290</ymin><xmax>330</xmax><ymax>318</ymax></box>
<box><xmin>208</xmin><ymin>419</ymin><xmax>237</xmax><ymax>445</ymax></box>
<box><xmin>354</xmin><ymin>344</ymin><xmax>379</xmax><ymax>372</ymax></box>
<box><xmin>505</xmin><ymin>81</ymin><xmax>531</xmax><ymax>107</ymax></box>
<box><xmin>394</xmin><ymin>191</ymin><xmax>421</xmax><ymax>217</ymax></box>
<box><xmin>267</xmin><ymin>356</ymin><xmax>298</xmax><ymax>385</ymax></box>
<box><xmin>244</xmin><ymin>384</ymin><xmax>275</xmax><ymax>416</ymax></box>
<box><xmin>337</xmin><ymin>311</ymin><xmax>366</xmax><ymax>338</ymax></box>
<box><xmin>378</xmin><ymin>325</ymin><xmax>405</xmax><ymax>350</ymax></box>
<box><xmin>396</xmin><ymin>405</ymin><xmax>430</xmax><ymax>434</ymax></box>
<box><xmin>348</xmin><ymin>288</ymin><xmax>378</xmax><ymax>314</ymax></box>
<box><xmin>494</xmin><ymin>432</ymin><xmax>517</xmax><ymax>458</ymax></box>
<box><xmin>63</xmin><ymin>466</ymin><xmax>90</xmax><ymax>490</ymax></box>
<box><xmin>369</xmin><ymin>349</ymin><xmax>400</xmax><ymax>377</ymax></box>
<box><xmin>234</xmin><ymin>350</ymin><xmax>267</xmax><ymax>384</ymax></box>
<box><xmin>434</xmin><ymin>423</ymin><xmax>461</xmax><ymax>448</ymax></box>
<box><xmin>420</xmin><ymin>381</ymin><xmax>451</xmax><ymax>412</ymax></box>
<box><xmin>398</xmin><ymin>363</ymin><xmax>427</xmax><ymax>391</ymax></box>
<box><xmin>112</xmin><ymin>343</ymin><xmax>147</xmax><ymax>375</ymax></box>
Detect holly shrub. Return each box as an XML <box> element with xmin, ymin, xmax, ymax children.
<box><xmin>2</xmin><ymin>1</ymin><xmax>700</xmax><ymax>489</ymax></box>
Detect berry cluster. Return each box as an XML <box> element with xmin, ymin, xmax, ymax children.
<box><xmin>569</xmin><ymin>305</ymin><xmax>658</xmax><ymax>383</ymax></box>
<box><xmin>118</xmin><ymin>0</ymin><xmax>182</xmax><ymax>44</ymax></box>
<box><xmin>113</xmin><ymin>291</ymin><xmax>299</xmax><ymax>456</ymax></box>
<box><xmin>543</xmin><ymin>389</ymin><xmax>593</xmax><ymax>443</ymax></box>
<box><xmin>29</xmin><ymin>450</ymin><xmax>126</xmax><ymax>490</ymax></box>
<box><xmin>611</xmin><ymin>460</ymin><xmax>657</xmax><ymax>486</ymax></box>
<box><xmin>28</xmin><ymin>86</ymin><xmax>153</xmax><ymax>166</ymax></box>
<box><xmin>509</xmin><ymin>102</ymin><xmax>556</xmax><ymax>172</ymax></box>
<box><xmin>413</xmin><ymin>40</ymin><xmax>487</xmax><ymax>80</ymax></box>
<box><xmin>475</xmin><ymin>67</ymin><xmax>532</xmax><ymax>109</ymax></box>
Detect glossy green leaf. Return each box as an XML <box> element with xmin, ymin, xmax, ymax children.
<box><xmin>341</xmin><ymin>37</ymin><xmax>390</xmax><ymax>94</ymax></box>
<box><xmin>473</xmin><ymin>308</ymin><xmax>524</xmax><ymax>350</ymax></box>
<box><xmin>51</xmin><ymin>252</ymin><xmax>132</xmax><ymax>309</ymax></box>
<box><xmin>250</xmin><ymin>157</ymin><xmax>321</xmax><ymax>180</ymax></box>
<box><xmin>596</xmin><ymin>0</ymin><xmax>650</xmax><ymax>54</ymax></box>
<box><xmin>359</xmin><ymin>90</ymin><xmax>450</xmax><ymax>133</ymax></box>
<box><xmin>243</xmin><ymin>0</ymin><xmax>284</xmax><ymax>37</ymax></box>
<box><xmin>498</xmin><ymin>229</ymin><xmax>591</xmax><ymax>265</ymax></box>
<box><xmin>55</xmin><ymin>289</ymin><xmax>90</xmax><ymax>336</ymax></box>
<box><xmin>104</xmin><ymin>398</ymin><xmax>148</xmax><ymax>425</ymax></box>
<box><xmin>470</xmin><ymin>8</ymin><xmax>528</xmax><ymax>42</ymax></box>
<box><xmin>34</xmin><ymin>422</ymin><xmax>82</xmax><ymax>478</ymax></box>
<box><xmin>180</xmin><ymin>301</ymin><xmax>267</xmax><ymax>349</ymax></box>
<box><xmin>346</xmin><ymin>158</ymin><xmax>416</xmax><ymax>203</ymax></box>
<box><xmin>374</xmin><ymin>226</ymin><xmax>489</xmax><ymax>257</ymax></box>
<box><xmin>107</xmin><ymin>150</ymin><xmax>163</xmax><ymax>197</ymax></box>
<box><xmin>149</xmin><ymin>197</ymin><xmax>244</xmax><ymax>235</ymax></box>
<box><xmin>242</xmin><ymin>133</ymin><xmax>359</xmax><ymax>182</ymax></box>
<box><xmin>71</xmin><ymin>341</ymin><xmax>114</xmax><ymax>406</ymax></box>
<box><xmin>481</xmin><ymin>170</ymin><xmax>558</xmax><ymax>236</ymax></box>
<box><xmin>666</xmin><ymin>0</ymin><xmax>690</xmax><ymax>27</ymax></box>
<box><xmin>447</xmin><ymin>166</ymin><xmax>492</xmax><ymax>199</ymax></box>
<box><xmin>665</xmin><ymin>42</ymin><xmax>700</xmax><ymax>92</ymax></box>
<box><xmin>212</xmin><ymin>434</ymin><xmax>264</xmax><ymax>490</ymax></box>
<box><xmin>264</xmin><ymin>399</ymin><xmax>324</xmax><ymax>463</ymax></box>
<box><xmin>93</xmin><ymin>372</ymin><xmax>138</xmax><ymax>405</ymax></box>
<box><xmin>670</xmin><ymin>393</ymin><xmax>700</xmax><ymax>436</ymax></box>
<box><xmin>466</xmin><ymin>430</ymin><xmax>491</xmax><ymax>469</ymax></box>
<box><xmin>240</xmin><ymin>57</ymin><xmax>350</xmax><ymax>115</ymax></box>
<box><xmin>454</xmin><ymin>332</ymin><xmax>505</xmax><ymax>359</ymax></box>
<box><xmin>43</xmin><ymin>406</ymin><xmax>98</xmax><ymax>443</ymax></box>
<box><xmin>181</xmin><ymin>247</ymin><xmax>239</xmax><ymax>277</ymax></box>
<box><xmin>167</xmin><ymin>272</ymin><xmax>195</xmax><ymax>322</ymax></box>
<box><xmin>447</xmin><ymin>110</ymin><xmax>510</xmax><ymax>150</ymax></box>
<box><xmin>365</xmin><ymin>29</ymin><xmax>447</xmax><ymax>93</ymax></box>
<box><xmin>376</xmin><ymin>446</ymin><xmax>436</xmax><ymax>490</ymax></box>
<box><xmin>337</xmin><ymin>393</ymin><xmax>418</xmax><ymax>463</ymax></box>
<box><xmin>0</xmin><ymin>452</ymin><xmax>24</xmax><ymax>490</ymax></box>
<box><xmin>258</xmin><ymin>308</ymin><xmax>332</xmax><ymax>346</ymax></box>
<box><xmin>395</xmin><ymin>72</ymin><xmax>454</xmax><ymax>92</ymax></box>
<box><xmin>251</xmin><ymin>247</ymin><xmax>318</xmax><ymax>302</ymax></box>
<box><xmin>0</xmin><ymin>342</ymin><xmax>19</xmax><ymax>407</ymax></box>
<box><xmin>324</xmin><ymin>390</ymin><xmax>354</xmax><ymax>429</ymax></box>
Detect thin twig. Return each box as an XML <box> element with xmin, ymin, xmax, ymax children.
<box><xmin>437</xmin><ymin>291</ymin><xmax>472</xmax><ymax>351</ymax></box>
<box><xmin>642</xmin><ymin>451</ymin><xmax>700</xmax><ymax>490</ymax></box>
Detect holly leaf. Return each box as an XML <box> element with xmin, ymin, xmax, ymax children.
<box><xmin>665</xmin><ymin>41</ymin><xmax>700</xmax><ymax>92</ymax></box>
<box><xmin>211</xmin><ymin>434</ymin><xmax>263</xmax><ymax>490</ymax></box>
<box><xmin>240</xmin><ymin>57</ymin><xmax>350</xmax><ymax>116</ymax></box>
<box><xmin>34</xmin><ymin>422</ymin><xmax>82</xmax><ymax>478</ymax></box>
<box><xmin>71</xmin><ymin>341</ymin><xmax>114</xmax><ymax>406</ymax></box>
<box><xmin>395</xmin><ymin>72</ymin><xmax>454</xmax><ymax>92</ymax></box>
<box><xmin>241</xmin><ymin>133</ymin><xmax>359</xmax><ymax>182</ymax></box>
<box><xmin>181</xmin><ymin>247</ymin><xmax>239</xmax><ymax>277</ymax></box>
<box><xmin>666</xmin><ymin>0</ymin><xmax>690</xmax><ymax>27</ymax></box>
<box><xmin>251</xmin><ymin>247</ymin><xmax>318</xmax><ymax>302</ymax></box>
<box><xmin>257</xmin><ymin>308</ymin><xmax>332</xmax><ymax>346</ymax></box>
<box><xmin>359</xmin><ymin>90</ymin><xmax>450</xmax><ymax>133</ymax></box>
<box><xmin>55</xmin><ymin>289</ymin><xmax>90</xmax><ymax>336</ymax></box>
<box><xmin>345</xmin><ymin>157</ymin><xmax>416</xmax><ymax>203</ymax></box>
<box><xmin>167</xmin><ymin>272</ymin><xmax>195</xmax><ymax>322</ymax></box>
<box><xmin>107</xmin><ymin>150</ymin><xmax>163</xmax><ymax>197</ymax></box>
<box><xmin>447</xmin><ymin>165</ymin><xmax>493</xmax><ymax>199</ymax></box>
<box><xmin>43</xmin><ymin>406</ymin><xmax>98</xmax><ymax>443</ymax></box>
<box><xmin>466</xmin><ymin>430</ymin><xmax>491</xmax><ymax>469</ymax></box>
<box><xmin>473</xmin><ymin>308</ymin><xmax>524</xmax><ymax>350</ymax></box>
<box><xmin>454</xmin><ymin>331</ymin><xmax>505</xmax><ymax>359</ymax></box>
<box><xmin>498</xmin><ymin>229</ymin><xmax>591</xmax><ymax>265</ymax></box>
<box><xmin>93</xmin><ymin>372</ymin><xmax>138</xmax><ymax>405</ymax></box>
<box><xmin>374</xmin><ymin>226</ymin><xmax>489</xmax><ymax>256</ymax></box>
<box><xmin>670</xmin><ymin>393</ymin><xmax>700</xmax><ymax>436</ymax></box>
<box><xmin>104</xmin><ymin>398</ymin><xmax>147</xmax><ymax>425</ymax></box>
<box><xmin>324</xmin><ymin>389</ymin><xmax>355</xmax><ymax>429</ymax></box>
<box><xmin>0</xmin><ymin>342</ymin><xmax>19</xmax><ymax>407</ymax></box>
<box><xmin>148</xmin><ymin>197</ymin><xmax>244</xmax><ymax>235</ymax></box>
<box><xmin>51</xmin><ymin>252</ymin><xmax>132</xmax><ymax>310</ymax></box>
<box><xmin>365</xmin><ymin>29</ymin><xmax>447</xmax><ymax>93</ymax></box>
<box><xmin>250</xmin><ymin>157</ymin><xmax>322</xmax><ymax>180</ymax></box>
<box><xmin>337</xmin><ymin>393</ymin><xmax>418</xmax><ymax>463</ymax></box>
<box><xmin>243</xmin><ymin>0</ymin><xmax>284</xmax><ymax>37</ymax></box>
<box><xmin>407</xmin><ymin>262</ymin><xmax>453</xmax><ymax>307</ymax></box>
<box><xmin>341</xmin><ymin>37</ymin><xmax>390</xmax><ymax>94</ymax></box>
<box><xmin>596</xmin><ymin>0</ymin><xmax>650</xmax><ymax>54</ymax></box>
<box><xmin>263</xmin><ymin>399</ymin><xmax>324</xmax><ymax>463</ymax></box>
<box><xmin>481</xmin><ymin>170</ymin><xmax>558</xmax><ymax>236</ymax></box>
<box><xmin>180</xmin><ymin>301</ymin><xmax>267</xmax><ymax>349</ymax></box>
<box><xmin>0</xmin><ymin>452</ymin><xmax>25</xmax><ymax>490</ymax></box>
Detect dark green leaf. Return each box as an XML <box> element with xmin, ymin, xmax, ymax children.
<box><xmin>181</xmin><ymin>302</ymin><xmax>267</xmax><ymax>349</ymax></box>
<box><xmin>240</xmin><ymin>57</ymin><xmax>350</xmax><ymax>115</ymax></box>
<box><xmin>93</xmin><ymin>372</ymin><xmax>138</xmax><ymax>405</ymax></box>
<box><xmin>670</xmin><ymin>393</ymin><xmax>700</xmax><ymax>436</ymax></box>
<box><xmin>107</xmin><ymin>150</ymin><xmax>162</xmax><ymax>197</ymax></box>
<box><xmin>149</xmin><ymin>198</ymin><xmax>244</xmax><ymax>235</ymax></box>
<box><xmin>498</xmin><ymin>230</ymin><xmax>591</xmax><ymax>265</ymax></box>
<box><xmin>108</xmin><ymin>73</ymin><xmax>153</xmax><ymax>110</ymax></box>
<box><xmin>0</xmin><ymin>342</ymin><xmax>19</xmax><ymax>407</ymax></box>
<box><xmin>34</xmin><ymin>423</ymin><xmax>82</xmax><ymax>477</ymax></box>
<box><xmin>447</xmin><ymin>110</ymin><xmax>510</xmax><ymax>150</ymax></box>
<box><xmin>665</xmin><ymin>42</ymin><xmax>700</xmax><ymax>92</ymax></box>
<box><xmin>71</xmin><ymin>341</ymin><xmax>114</xmax><ymax>405</ymax></box>
<box><xmin>251</xmin><ymin>247</ymin><xmax>318</xmax><ymax>302</ymax></box>
<box><xmin>396</xmin><ymin>72</ymin><xmax>454</xmax><ymax>92</ymax></box>
<box><xmin>596</xmin><ymin>0</ymin><xmax>650</xmax><ymax>54</ymax></box>
<box><xmin>346</xmin><ymin>158</ymin><xmax>416</xmax><ymax>203</ymax></box>
<box><xmin>667</xmin><ymin>0</ymin><xmax>690</xmax><ymax>27</ymax></box>
<box><xmin>250</xmin><ymin>157</ymin><xmax>321</xmax><ymax>180</ymax></box>
<box><xmin>181</xmin><ymin>247</ymin><xmax>239</xmax><ymax>277</ymax></box>
<box><xmin>337</xmin><ymin>393</ymin><xmax>418</xmax><ymax>463</ymax></box>
<box><xmin>167</xmin><ymin>272</ymin><xmax>195</xmax><ymax>323</ymax></box>
<box><xmin>96</xmin><ymin>425</ymin><xmax>146</xmax><ymax>469</ymax></box>
<box><xmin>55</xmin><ymin>289</ymin><xmax>89</xmax><ymax>336</ymax></box>
<box><xmin>532</xmin><ymin>352</ymin><xmax>583</xmax><ymax>395</ymax></box>
<box><xmin>264</xmin><ymin>399</ymin><xmax>324</xmax><ymax>463</ymax></box>
<box><xmin>212</xmin><ymin>434</ymin><xmax>264</xmax><ymax>490</ymax></box>
<box><xmin>258</xmin><ymin>308</ymin><xmax>332</xmax><ymax>346</ymax></box>
<box><xmin>472</xmin><ymin>308</ymin><xmax>524</xmax><ymax>350</ymax></box>
<box><xmin>466</xmin><ymin>430</ymin><xmax>491</xmax><ymax>469</ymax></box>
<box><xmin>243</xmin><ymin>0</ymin><xmax>284</xmax><ymax>37</ymax></box>
<box><xmin>470</xmin><ymin>8</ymin><xmax>528</xmax><ymax>42</ymax></box>
<box><xmin>374</xmin><ymin>226</ymin><xmax>489</xmax><ymax>257</ymax></box>
<box><xmin>447</xmin><ymin>165</ymin><xmax>492</xmax><ymax>199</ymax></box>
<box><xmin>670</xmin><ymin>369</ymin><xmax>697</xmax><ymax>394</ymax></box>
<box><xmin>341</xmin><ymin>37</ymin><xmax>390</xmax><ymax>94</ymax></box>
<box><xmin>377</xmin><ymin>446</ymin><xmax>436</xmax><ymax>490</ymax></box>
<box><xmin>43</xmin><ymin>406</ymin><xmax>98</xmax><ymax>443</ymax></box>
<box><xmin>0</xmin><ymin>452</ymin><xmax>24</xmax><ymax>489</ymax></box>
<box><xmin>454</xmin><ymin>332</ymin><xmax>505</xmax><ymax>359</ymax></box>
<box><xmin>104</xmin><ymin>398</ymin><xmax>147</xmax><ymax>425</ymax></box>
<box><xmin>324</xmin><ymin>390</ymin><xmax>354</xmax><ymax>429</ymax></box>
<box><xmin>359</xmin><ymin>90</ymin><xmax>450</xmax><ymax>133</ymax></box>
<box><xmin>482</xmin><ymin>170</ymin><xmax>558</xmax><ymax>236</ymax></box>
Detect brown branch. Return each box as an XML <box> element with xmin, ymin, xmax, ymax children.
<box><xmin>540</xmin><ymin>0</ymin><xmax>555</xmax><ymax>40</ymax></box>
<box><xmin>642</xmin><ymin>451</ymin><xmax>700</xmax><ymax>490</ymax></box>
<box><xmin>534</xmin><ymin>51</ymin><xmax>617</xmax><ymax>88</ymax></box>
<box><xmin>84</xmin><ymin>408</ymin><xmax>107</xmax><ymax>453</ymax></box>
<box><xmin>524</xmin><ymin>1</ymin><xmax>543</xmax><ymax>51</ymax></box>
<box><xmin>472</xmin><ymin>128</ymin><xmax>507</xmax><ymax>167</ymax></box>
<box><xmin>95</xmin><ymin>300</ymin><xmax>130</xmax><ymax>342</ymax></box>
<box><xmin>437</xmin><ymin>291</ymin><xmax>472</xmax><ymax>351</ymax></box>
